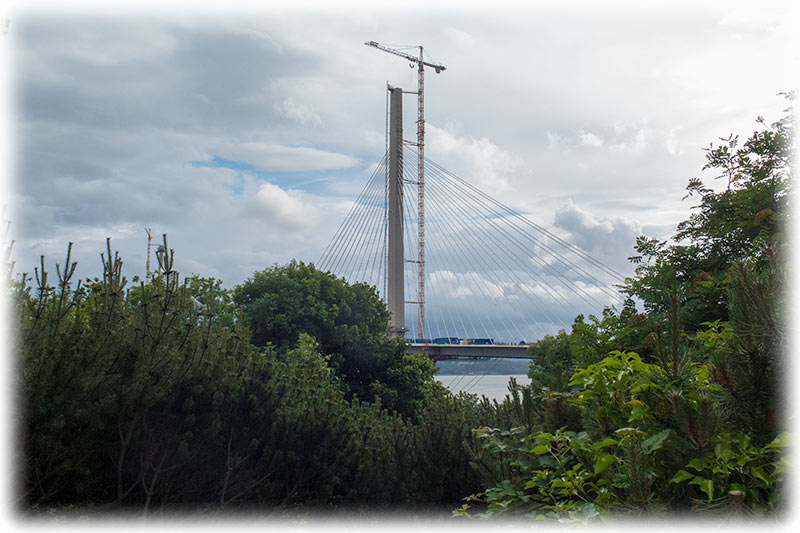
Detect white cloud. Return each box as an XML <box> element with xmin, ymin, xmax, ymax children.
<box><xmin>428</xmin><ymin>124</ymin><xmax>522</xmax><ymax>193</ymax></box>
<box><xmin>666</xmin><ymin>126</ymin><xmax>683</xmax><ymax>155</ymax></box>
<box><xmin>546</xmin><ymin>131</ymin><xmax>566</xmax><ymax>151</ymax></box>
<box><xmin>274</xmin><ymin>97</ymin><xmax>322</xmax><ymax>127</ymax></box>
<box><xmin>609</xmin><ymin>121</ymin><xmax>652</xmax><ymax>153</ymax></box>
<box><xmin>248</xmin><ymin>182</ymin><xmax>319</xmax><ymax>232</ymax></box>
<box><xmin>443</xmin><ymin>26</ymin><xmax>474</xmax><ymax>46</ymax></box>
<box><xmin>718</xmin><ymin>10</ymin><xmax>783</xmax><ymax>31</ymax></box>
<box><xmin>219</xmin><ymin>142</ymin><xmax>358</xmax><ymax>171</ymax></box>
<box><xmin>579</xmin><ymin>130</ymin><xmax>604</xmax><ymax>148</ymax></box>
<box><xmin>429</xmin><ymin>269</ymin><xmax>509</xmax><ymax>300</ymax></box>
<box><xmin>613</xmin><ymin>128</ymin><xmax>650</xmax><ymax>153</ymax></box>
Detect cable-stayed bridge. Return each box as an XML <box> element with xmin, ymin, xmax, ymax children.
<box><xmin>317</xmin><ymin>85</ymin><xmax>625</xmax><ymax>362</ymax></box>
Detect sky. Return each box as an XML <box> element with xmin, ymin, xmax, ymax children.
<box><xmin>1</xmin><ymin>0</ymin><xmax>798</xmax><ymax>340</ymax></box>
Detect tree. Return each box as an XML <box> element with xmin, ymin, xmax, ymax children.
<box><xmin>625</xmin><ymin>94</ymin><xmax>793</xmax><ymax>330</ymax></box>
<box><xmin>459</xmin><ymin>97</ymin><xmax>793</xmax><ymax>520</ymax></box>
<box><xmin>233</xmin><ymin>261</ymin><xmax>436</xmax><ymax>417</ymax></box>
<box><xmin>527</xmin><ymin>330</ymin><xmax>573</xmax><ymax>392</ymax></box>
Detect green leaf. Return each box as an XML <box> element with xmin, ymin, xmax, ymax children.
<box><xmin>569</xmin><ymin>437</ymin><xmax>591</xmax><ymax>452</ymax></box>
<box><xmin>689</xmin><ymin>476</ymin><xmax>714</xmax><ymax>502</ymax></box>
<box><xmin>687</xmin><ymin>458</ymin><xmax>706</xmax><ymax>471</ymax></box>
<box><xmin>670</xmin><ymin>469</ymin><xmax>695</xmax><ymax>483</ymax></box>
<box><xmin>594</xmin><ymin>453</ymin><xmax>616</xmax><ymax>474</ymax></box>
<box><xmin>592</xmin><ymin>438</ymin><xmax>618</xmax><ymax>451</ymax></box>
<box><xmin>614</xmin><ymin>427</ymin><xmax>643</xmax><ymax>438</ymax></box>
<box><xmin>750</xmin><ymin>466</ymin><xmax>771</xmax><ymax>486</ymax></box>
<box><xmin>642</xmin><ymin>429</ymin><xmax>671</xmax><ymax>454</ymax></box>
<box><xmin>765</xmin><ymin>432</ymin><xmax>790</xmax><ymax>449</ymax></box>
<box><xmin>563</xmin><ymin>502</ymin><xmax>599</xmax><ymax>524</ymax></box>
<box><xmin>628</xmin><ymin>402</ymin><xmax>648</xmax><ymax>422</ymax></box>
<box><xmin>524</xmin><ymin>479</ymin><xmax>540</xmax><ymax>490</ymax></box>
<box><xmin>531</xmin><ymin>445</ymin><xmax>549</xmax><ymax>455</ymax></box>
<box><xmin>773</xmin><ymin>457</ymin><xmax>789</xmax><ymax>475</ymax></box>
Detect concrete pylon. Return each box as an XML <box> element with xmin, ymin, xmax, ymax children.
<box><xmin>387</xmin><ymin>86</ymin><xmax>405</xmax><ymax>338</ymax></box>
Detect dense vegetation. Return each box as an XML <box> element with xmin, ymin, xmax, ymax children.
<box><xmin>457</xmin><ymin>96</ymin><xmax>792</xmax><ymax>521</ymax></box>
<box><xmin>13</xmin><ymin>238</ymin><xmax>504</xmax><ymax>515</ymax></box>
<box><xmin>10</xmin><ymin>97</ymin><xmax>791</xmax><ymax>521</ymax></box>
<box><xmin>233</xmin><ymin>260</ymin><xmax>436</xmax><ymax>418</ymax></box>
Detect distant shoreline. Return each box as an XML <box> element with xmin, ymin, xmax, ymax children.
<box><xmin>433</xmin><ymin>358</ymin><xmax>530</xmax><ymax>376</ymax></box>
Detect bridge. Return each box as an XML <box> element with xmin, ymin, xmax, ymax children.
<box><xmin>317</xmin><ymin>55</ymin><xmax>625</xmax><ymax>370</ymax></box>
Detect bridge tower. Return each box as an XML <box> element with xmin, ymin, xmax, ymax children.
<box><xmin>387</xmin><ymin>86</ymin><xmax>405</xmax><ymax>338</ymax></box>
<box><xmin>366</xmin><ymin>41</ymin><xmax>445</xmax><ymax>340</ymax></box>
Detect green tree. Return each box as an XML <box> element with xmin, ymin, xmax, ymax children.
<box><xmin>456</xmin><ymin>97</ymin><xmax>793</xmax><ymax>521</ymax></box>
<box><xmin>527</xmin><ymin>330</ymin><xmax>573</xmax><ymax>392</ymax></box>
<box><xmin>625</xmin><ymin>94</ymin><xmax>792</xmax><ymax>330</ymax></box>
<box><xmin>233</xmin><ymin>260</ymin><xmax>436</xmax><ymax>417</ymax></box>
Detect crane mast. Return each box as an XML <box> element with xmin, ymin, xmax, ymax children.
<box><xmin>365</xmin><ymin>41</ymin><xmax>445</xmax><ymax>340</ymax></box>
<box><xmin>145</xmin><ymin>227</ymin><xmax>153</xmax><ymax>280</ymax></box>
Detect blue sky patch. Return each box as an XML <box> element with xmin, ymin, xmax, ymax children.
<box><xmin>189</xmin><ymin>155</ymin><xmax>374</xmax><ymax>197</ymax></box>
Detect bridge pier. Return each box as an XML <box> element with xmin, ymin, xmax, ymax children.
<box><xmin>387</xmin><ymin>86</ymin><xmax>405</xmax><ymax>338</ymax></box>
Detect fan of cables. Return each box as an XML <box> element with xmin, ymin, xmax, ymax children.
<box><xmin>318</xmin><ymin>147</ymin><xmax>626</xmax><ymax>345</ymax></box>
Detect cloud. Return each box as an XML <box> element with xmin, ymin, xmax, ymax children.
<box><xmin>552</xmin><ymin>199</ymin><xmax>641</xmax><ymax>270</ymax></box>
<box><xmin>545</xmin><ymin>131</ymin><xmax>567</xmax><ymax>152</ymax></box>
<box><xmin>9</xmin><ymin>6</ymin><xmax>792</xmax><ymax>327</ymax></box>
<box><xmin>609</xmin><ymin>121</ymin><xmax>652</xmax><ymax>153</ymax></box>
<box><xmin>17</xmin><ymin>18</ymin><xmax>177</xmax><ymax>72</ymax></box>
<box><xmin>442</xmin><ymin>26</ymin><xmax>474</xmax><ymax>46</ymax></box>
<box><xmin>666</xmin><ymin>126</ymin><xmax>683</xmax><ymax>155</ymax></box>
<box><xmin>219</xmin><ymin>142</ymin><xmax>358</xmax><ymax>171</ymax></box>
<box><xmin>546</xmin><ymin>123</ymin><xmax>654</xmax><ymax>154</ymax></box>
<box><xmin>610</xmin><ymin>128</ymin><xmax>651</xmax><ymax>153</ymax></box>
<box><xmin>429</xmin><ymin>269</ymin><xmax>511</xmax><ymax>300</ymax></box>
<box><xmin>274</xmin><ymin>97</ymin><xmax>322</xmax><ymax>127</ymax></box>
<box><xmin>247</xmin><ymin>182</ymin><xmax>319</xmax><ymax>232</ymax></box>
<box><xmin>579</xmin><ymin>130</ymin><xmax>604</xmax><ymax>148</ymax></box>
<box><xmin>427</xmin><ymin>124</ymin><xmax>522</xmax><ymax>193</ymax></box>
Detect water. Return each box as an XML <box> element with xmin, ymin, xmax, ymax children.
<box><xmin>435</xmin><ymin>374</ymin><xmax>531</xmax><ymax>402</ymax></box>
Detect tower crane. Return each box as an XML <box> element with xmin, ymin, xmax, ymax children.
<box><xmin>145</xmin><ymin>227</ymin><xmax>153</xmax><ymax>280</ymax></box>
<box><xmin>365</xmin><ymin>41</ymin><xmax>446</xmax><ymax>340</ymax></box>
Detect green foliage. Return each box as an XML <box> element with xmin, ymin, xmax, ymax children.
<box><xmin>15</xmin><ymin>240</ymin><xmax>500</xmax><ymax>513</ymax></box>
<box><xmin>670</xmin><ymin>431</ymin><xmax>788</xmax><ymax>514</ymax></box>
<box><xmin>233</xmin><ymin>261</ymin><xmax>435</xmax><ymax>417</ymax></box>
<box><xmin>233</xmin><ymin>260</ymin><xmax>388</xmax><ymax>351</ymax></box>
<box><xmin>457</xmin><ymin>424</ymin><xmax>676</xmax><ymax>520</ymax></box>
<box><xmin>17</xmin><ymin>236</ymin><xmax>253</xmax><ymax>509</ymax></box>
<box><xmin>714</xmin><ymin>249</ymin><xmax>785</xmax><ymax>440</ymax></box>
<box><xmin>459</xmin><ymin>99</ymin><xmax>792</xmax><ymax>522</ymax></box>
<box><xmin>625</xmin><ymin>94</ymin><xmax>792</xmax><ymax>331</ymax></box>
<box><xmin>527</xmin><ymin>330</ymin><xmax>573</xmax><ymax>392</ymax></box>
<box><xmin>569</xmin><ymin>351</ymin><xmax>664</xmax><ymax>437</ymax></box>
<box><xmin>675</xmin><ymin>107</ymin><xmax>792</xmax><ymax>265</ymax></box>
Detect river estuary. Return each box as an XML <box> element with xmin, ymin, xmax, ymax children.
<box><xmin>435</xmin><ymin>374</ymin><xmax>531</xmax><ymax>403</ymax></box>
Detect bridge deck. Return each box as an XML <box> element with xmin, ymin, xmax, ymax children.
<box><xmin>406</xmin><ymin>343</ymin><xmax>531</xmax><ymax>361</ymax></box>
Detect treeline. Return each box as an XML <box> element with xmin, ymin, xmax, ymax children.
<box><xmin>457</xmin><ymin>96</ymin><xmax>792</xmax><ymax>521</ymax></box>
<box><xmin>15</xmin><ymin>239</ymin><xmax>536</xmax><ymax>515</ymax></box>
